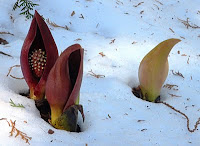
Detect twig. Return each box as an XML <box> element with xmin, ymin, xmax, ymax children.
<box><xmin>0</xmin><ymin>118</ymin><xmax>7</xmax><ymax>121</ymax></box>
<box><xmin>154</xmin><ymin>0</ymin><xmax>163</xmax><ymax>5</ymax></box>
<box><xmin>7</xmin><ymin>65</ymin><xmax>24</xmax><ymax>79</ymax></box>
<box><xmin>163</xmin><ymin>84</ymin><xmax>178</xmax><ymax>90</ymax></box>
<box><xmin>0</xmin><ymin>118</ymin><xmax>32</xmax><ymax>144</ymax></box>
<box><xmin>169</xmin><ymin>28</ymin><xmax>175</xmax><ymax>33</ymax></box>
<box><xmin>74</xmin><ymin>38</ymin><xmax>82</xmax><ymax>41</ymax></box>
<box><xmin>9</xmin><ymin>99</ymin><xmax>25</xmax><ymax>108</ymax></box>
<box><xmin>88</xmin><ymin>70</ymin><xmax>105</xmax><ymax>78</ymax></box>
<box><xmin>46</xmin><ymin>18</ymin><xmax>69</xmax><ymax>30</ymax></box>
<box><xmin>133</xmin><ymin>2</ymin><xmax>144</xmax><ymax>7</ymax></box>
<box><xmin>10</xmin><ymin>120</ymin><xmax>32</xmax><ymax>144</ymax></box>
<box><xmin>168</xmin><ymin>93</ymin><xmax>181</xmax><ymax>97</ymax></box>
<box><xmin>0</xmin><ymin>51</ymin><xmax>12</xmax><ymax>57</ymax></box>
<box><xmin>178</xmin><ymin>18</ymin><xmax>200</xmax><ymax>29</ymax></box>
<box><xmin>180</xmin><ymin>36</ymin><xmax>185</xmax><ymax>39</ymax></box>
<box><xmin>132</xmin><ymin>41</ymin><xmax>137</xmax><ymax>44</ymax></box>
<box><xmin>153</xmin><ymin>4</ymin><xmax>159</xmax><ymax>10</ymax></box>
<box><xmin>0</xmin><ymin>38</ymin><xmax>8</xmax><ymax>45</ymax></box>
<box><xmin>79</xmin><ymin>14</ymin><xmax>84</xmax><ymax>19</ymax></box>
<box><xmin>0</xmin><ymin>32</ymin><xmax>14</xmax><ymax>36</ymax></box>
<box><xmin>187</xmin><ymin>57</ymin><xmax>190</xmax><ymax>64</ymax></box>
<box><xmin>140</xmin><ymin>11</ymin><xmax>144</xmax><ymax>14</ymax></box>
<box><xmin>141</xmin><ymin>128</ymin><xmax>147</xmax><ymax>131</ymax></box>
<box><xmin>10</xmin><ymin>75</ymin><xmax>24</xmax><ymax>80</ymax></box>
<box><xmin>7</xmin><ymin>65</ymin><xmax>21</xmax><ymax>77</ymax></box>
<box><xmin>159</xmin><ymin>101</ymin><xmax>200</xmax><ymax>133</ymax></box>
<box><xmin>96</xmin><ymin>23</ymin><xmax>99</xmax><ymax>28</ymax></box>
<box><xmin>181</xmin><ymin>54</ymin><xmax>187</xmax><ymax>56</ymax></box>
<box><xmin>116</xmin><ymin>0</ymin><xmax>123</xmax><ymax>5</ymax></box>
<box><xmin>171</xmin><ymin>70</ymin><xmax>184</xmax><ymax>78</ymax></box>
<box><xmin>0</xmin><ymin>118</ymin><xmax>10</xmax><ymax>126</ymax></box>
<box><xmin>137</xmin><ymin>120</ymin><xmax>145</xmax><ymax>122</ymax></box>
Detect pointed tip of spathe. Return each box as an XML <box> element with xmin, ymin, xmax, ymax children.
<box><xmin>34</xmin><ymin>10</ymin><xmax>41</xmax><ymax>18</ymax></box>
<box><xmin>168</xmin><ymin>38</ymin><xmax>181</xmax><ymax>43</ymax></box>
<box><xmin>169</xmin><ymin>38</ymin><xmax>181</xmax><ymax>41</ymax></box>
<box><xmin>34</xmin><ymin>10</ymin><xmax>38</xmax><ymax>16</ymax></box>
<box><xmin>34</xmin><ymin>10</ymin><xmax>45</xmax><ymax>21</ymax></box>
<box><xmin>61</xmin><ymin>44</ymin><xmax>83</xmax><ymax>56</ymax></box>
<box><xmin>163</xmin><ymin>38</ymin><xmax>181</xmax><ymax>47</ymax></box>
<box><xmin>161</xmin><ymin>38</ymin><xmax>181</xmax><ymax>53</ymax></box>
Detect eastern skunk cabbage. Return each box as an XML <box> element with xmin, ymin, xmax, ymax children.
<box><xmin>46</xmin><ymin>44</ymin><xmax>84</xmax><ymax>132</ymax></box>
<box><xmin>138</xmin><ymin>39</ymin><xmax>181</xmax><ymax>102</ymax></box>
<box><xmin>20</xmin><ymin>11</ymin><xmax>58</xmax><ymax>100</ymax></box>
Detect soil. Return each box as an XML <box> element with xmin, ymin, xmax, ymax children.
<box><xmin>35</xmin><ymin>99</ymin><xmax>51</xmax><ymax>122</ymax></box>
<box><xmin>132</xmin><ymin>86</ymin><xmax>160</xmax><ymax>103</ymax></box>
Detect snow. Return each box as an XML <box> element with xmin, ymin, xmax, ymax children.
<box><xmin>0</xmin><ymin>0</ymin><xmax>200</xmax><ymax>145</ymax></box>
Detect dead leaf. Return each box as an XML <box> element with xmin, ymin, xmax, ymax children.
<box><xmin>109</xmin><ymin>39</ymin><xmax>115</xmax><ymax>44</ymax></box>
<box><xmin>48</xmin><ymin>129</ymin><xmax>54</xmax><ymax>134</ymax></box>
<box><xmin>99</xmin><ymin>52</ymin><xmax>105</xmax><ymax>57</ymax></box>
<box><xmin>71</xmin><ymin>11</ymin><xmax>75</xmax><ymax>16</ymax></box>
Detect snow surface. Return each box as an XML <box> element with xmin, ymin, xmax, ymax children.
<box><xmin>0</xmin><ymin>0</ymin><xmax>200</xmax><ymax>145</ymax></box>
